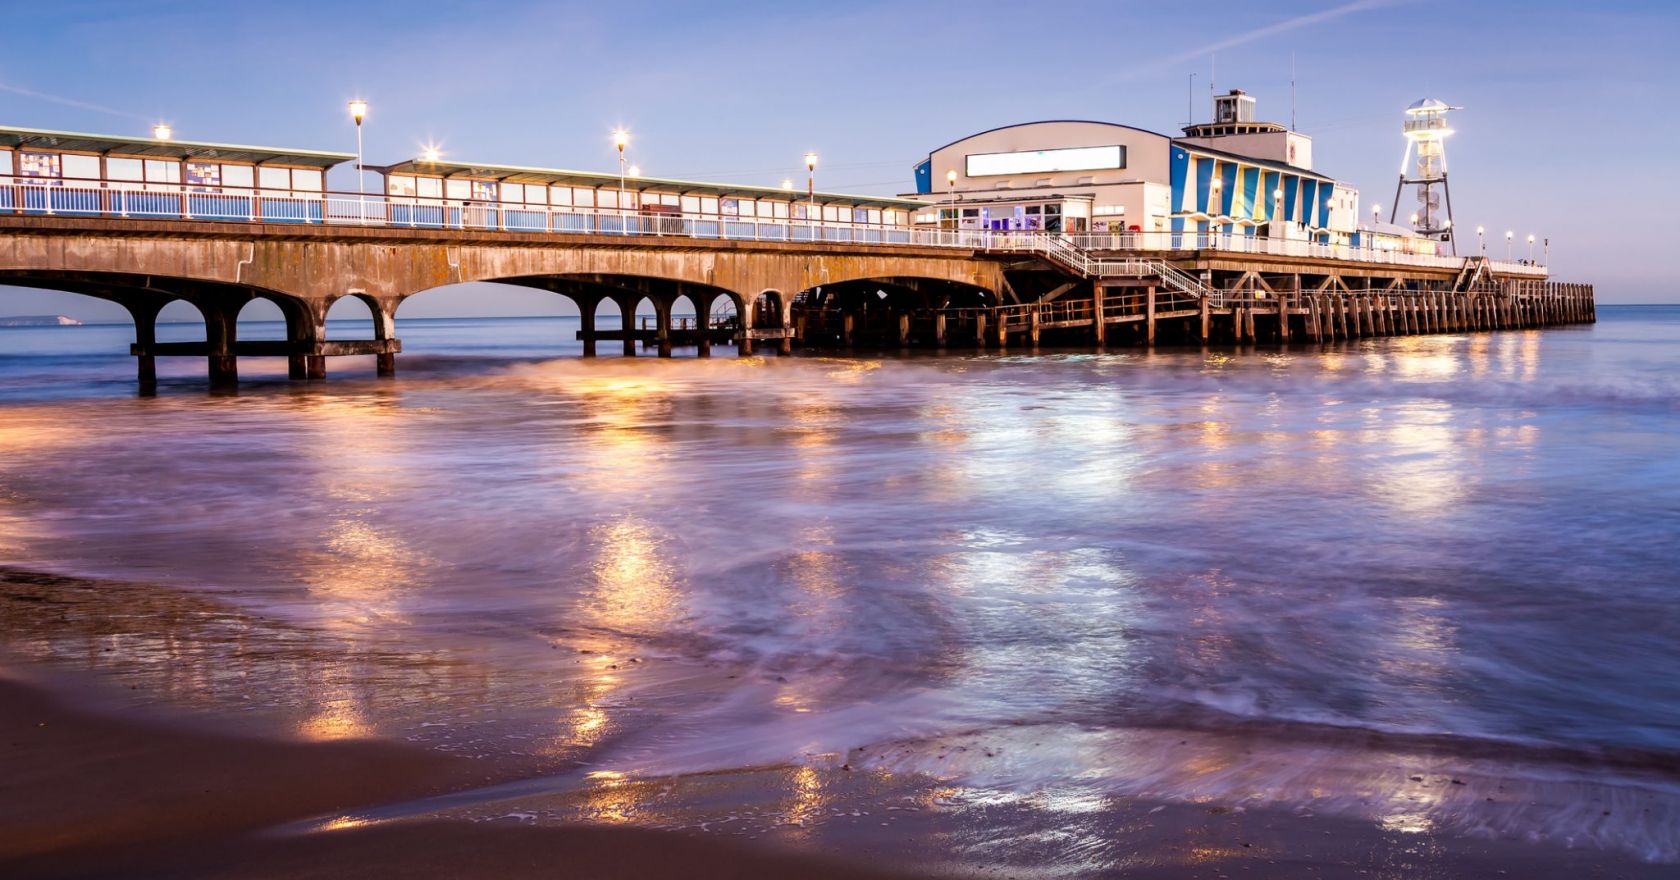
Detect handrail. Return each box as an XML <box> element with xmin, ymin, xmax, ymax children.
<box><xmin>0</xmin><ymin>176</ymin><xmax>1549</xmax><ymax>277</ymax></box>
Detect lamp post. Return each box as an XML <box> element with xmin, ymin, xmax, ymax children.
<box><xmin>612</xmin><ymin>128</ymin><xmax>629</xmax><ymax>222</ymax></box>
<box><xmin>1543</xmin><ymin>237</ymin><xmax>1550</xmax><ymax>266</ymax></box>
<box><xmin>347</xmin><ymin>100</ymin><xmax>368</xmax><ymax>198</ymax></box>
<box><xmin>946</xmin><ymin>169</ymin><xmax>957</xmax><ymax>234</ymax></box>
<box><xmin>1527</xmin><ymin>234</ymin><xmax>1535</xmax><ymax>263</ymax></box>
<box><xmin>1477</xmin><ymin>225</ymin><xmax>1485</xmax><ymax>255</ymax></box>
<box><xmin>1505</xmin><ymin>230</ymin><xmax>1513</xmax><ymax>261</ymax></box>
<box><xmin>1271</xmin><ymin>187</ymin><xmax>1282</xmax><ymax>225</ymax></box>
<box><xmin>805</xmin><ymin>152</ymin><xmax>818</xmax><ymax>235</ymax></box>
<box><xmin>152</xmin><ymin>123</ymin><xmax>172</xmax><ymax>141</ymax></box>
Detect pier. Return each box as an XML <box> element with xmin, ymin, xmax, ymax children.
<box><xmin>0</xmin><ymin>122</ymin><xmax>1592</xmax><ymax>389</ymax></box>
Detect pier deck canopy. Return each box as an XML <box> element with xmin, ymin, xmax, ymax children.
<box><xmin>0</xmin><ymin>125</ymin><xmax>355</xmax><ymax>168</ymax></box>
<box><xmin>379</xmin><ymin>158</ymin><xmax>925</xmax><ymax>209</ymax></box>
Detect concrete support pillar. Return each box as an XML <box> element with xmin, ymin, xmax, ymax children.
<box><xmin>974</xmin><ymin>314</ymin><xmax>987</xmax><ymax>348</ymax></box>
<box><xmin>1092</xmin><ymin>288</ymin><xmax>1106</xmax><ymax>346</ymax></box>
<box><xmin>579</xmin><ymin>300</ymin><xmax>599</xmax><ymax>358</ymax></box>
<box><xmin>934</xmin><ymin>313</ymin><xmax>947</xmax><ymax>349</ymax></box>
<box><xmin>842</xmin><ymin>313</ymin><xmax>855</xmax><ymax>348</ymax></box>
<box><xmin>898</xmin><ymin>313</ymin><xmax>911</xmax><ymax>348</ymax></box>
<box><xmin>619</xmin><ymin>298</ymin><xmax>637</xmax><ymax>357</ymax></box>
<box><xmin>778</xmin><ymin>335</ymin><xmax>793</xmax><ymax>356</ymax></box>
<box><xmin>738</xmin><ymin>333</ymin><xmax>754</xmax><ymax>356</ymax></box>
<box><xmin>305</xmin><ymin>354</ymin><xmax>327</xmax><ymax>380</ymax></box>
<box><xmin>128</xmin><ymin>301</ymin><xmax>162</xmax><ymax>392</ymax></box>
<box><xmin>1145</xmin><ymin>286</ymin><xmax>1157</xmax><ymax>346</ymax></box>
<box><xmin>656</xmin><ymin>301</ymin><xmax>674</xmax><ymax>358</ymax></box>
<box><xmin>203</xmin><ymin>302</ymin><xmax>238</xmax><ymax>388</ymax></box>
<box><xmin>376</xmin><ymin>353</ymin><xmax>396</xmax><ymax>376</ymax></box>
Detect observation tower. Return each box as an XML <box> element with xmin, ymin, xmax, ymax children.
<box><xmin>1392</xmin><ymin>98</ymin><xmax>1460</xmax><ymax>254</ymax></box>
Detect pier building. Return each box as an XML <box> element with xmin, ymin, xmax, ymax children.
<box><xmin>909</xmin><ymin>90</ymin><xmax>1367</xmax><ymax>249</ymax></box>
<box><xmin>0</xmin><ymin>112</ymin><xmax>1591</xmax><ymax>390</ymax></box>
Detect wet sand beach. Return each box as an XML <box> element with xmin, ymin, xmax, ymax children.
<box><xmin>3</xmin><ymin>312</ymin><xmax>1679</xmax><ymax>876</ymax></box>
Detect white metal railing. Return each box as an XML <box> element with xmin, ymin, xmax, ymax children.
<box><xmin>0</xmin><ymin>176</ymin><xmax>1548</xmax><ymax>278</ymax></box>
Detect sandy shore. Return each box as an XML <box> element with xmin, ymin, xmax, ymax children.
<box><xmin>0</xmin><ymin>677</ymin><xmax>931</xmax><ymax>879</ymax></box>
<box><xmin>5</xmin><ymin>672</ymin><xmax>1674</xmax><ymax>880</ymax></box>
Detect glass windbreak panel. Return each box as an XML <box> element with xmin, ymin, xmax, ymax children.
<box><xmin>258</xmin><ymin>166</ymin><xmax>291</xmax><ymax>190</ymax></box>
<box><xmin>524</xmin><ymin>185</ymin><xmax>546</xmax><ymax>205</ymax></box>
<box><xmin>389</xmin><ymin>175</ymin><xmax>418</xmax><ymax>197</ymax></box>
<box><xmin>623</xmin><ymin>192</ymin><xmax>639</xmax><ymax>210</ymax></box>
<box><xmin>573</xmin><ymin>188</ymin><xmax>595</xmax><ymax>208</ymax></box>
<box><xmin>470</xmin><ymin>181</ymin><xmax>496</xmax><ymax>201</ymax></box>
<box><xmin>853</xmin><ymin>208</ymin><xmax>868</xmax><ymax>223</ymax></box>
<box><xmin>701</xmin><ymin>197</ymin><xmax>718</xmax><ymax>214</ymax></box>
<box><xmin>62</xmin><ymin>154</ymin><xmax>100</xmax><ymax>181</ymax></box>
<box><xmin>290</xmin><ymin>168</ymin><xmax>322</xmax><ymax>191</ymax></box>
<box><xmin>146</xmin><ymin>160</ymin><xmax>181</xmax><ymax>183</ymax></box>
<box><xmin>868</xmin><ymin>209</ymin><xmax>881</xmax><ymax>224</ymax></box>
<box><xmin>444</xmin><ymin>179</ymin><xmax>470</xmax><ymax>200</ymax></box>
<box><xmin>222</xmin><ymin>165</ymin><xmax>254</xmax><ymax>189</ymax></box>
<box><xmin>823</xmin><ymin>206</ymin><xmax>842</xmax><ymax>222</ymax></box>
<box><xmin>549</xmin><ymin>186</ymin><xmax>572</xmax><ymax>206</ymax></box>
<box><xmin>598</xmin><ymin>190</ymin><xmax>618</xmax><ymax>209</ymax></box>
<box><xmin>417</xmin><ymin>178</ymin><xmax>442</xmax><ymax>198</ymax></box>
<box><xmin>107</xmin><ymin>157</ymin><xmax>143</xmax><ymax>181</ymax></box>
<box><xmin>758</xmin><ymin>202</ymin><xmax>775</xmax><ymax>218</ymax></box>
<box><xmin>773</xmin><ymin>202</ymin><xmax>788</xmax><ymax>219</ymax></box>
<box><xmin>680</xmin><ymin>195</ymin><xmax>700</xmax><ymax>214</ymax></box>
<box><xmin>500</xmin><ymin>182</ymin><xmax>523</xmax><ymax>203</ymax></box>
<box><xmin>793</xmin><ymin>204</ymin><xmax>808</xmax><ymax>220</ymax></box>
<box><xmin>186</xmin><ymin>161</ymin><xmax>222</xmax><ymax>190</ymax></box>
<box><xmin>660</xmin><ymin>194</ymin><xmax>680</xmax><ymax>206</ymax></box>
<box><xmin>20</xmin><ymin>152</ymin><xmax>62</xmax><ymax>178</ymax></box>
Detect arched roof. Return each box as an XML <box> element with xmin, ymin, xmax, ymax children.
<box><xmin>923</xmin><ymin>120</ymin><xmax>1173</xmax><ymax>158</ymax></box>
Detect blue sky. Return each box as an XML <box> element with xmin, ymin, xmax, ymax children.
<box><xmin>2</xmin><ymin>0</ymin><xmax>1675</xmax><ymax>319</ymax></box>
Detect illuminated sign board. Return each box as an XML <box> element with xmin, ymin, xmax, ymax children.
<box><xmin>965</xmin><ymin>145</ymin><xmax>1125</xmax><ymax>178</ymax></box>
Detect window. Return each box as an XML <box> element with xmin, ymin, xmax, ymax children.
<box><xmin>259</xmin><ymin>166</ymin><xmax>291</xmax><ymax>190</ymax></box>
<box><xmin>222</xmin><ymin>165</ymin><xmax>254</xmax><ymax>189</ymax></box>
<box><xmin>107</xmin><ymin>157</ymin><xmax>143</xmax><ymax>182</ymax></box>
<box><xmin>62</xmin><ymin>154</ymin><xmax>100</xmax><ymax>180</ymax></box>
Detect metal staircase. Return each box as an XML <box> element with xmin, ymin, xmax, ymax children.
<box><xmin>989</xmin><ymin>233</ymin><xmax>1222</xmax><ymax>307</ymax></box>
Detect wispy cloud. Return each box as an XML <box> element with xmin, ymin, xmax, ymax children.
<box><xmin>1162</xmin><ymin>0</ymin><xmax>1407</xmax><ymax>65</ymax></box>
<box><xmin>0</xmin><ymin>81</ymin><xmax>147</xmax><ymax>121</ymax></box>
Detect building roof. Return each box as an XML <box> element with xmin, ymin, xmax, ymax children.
<box><xmin>1405</xmin><ymin>98</ymin><xmax>1458</xmax><ymax>114</ymax></box>
<box><xmin>921</xmin><ymin>119</ymin><xmax>1173</xmax><ymax>163</ymax></box>
<box><xmin>378</xmin><ymin>158</ymin><xmax>925</xmax><ymax>209</ymax></box>
<box><xmin>0</xmin><ymin>125</ymin><xmax>354</xmax><ymax>168</ymax></box>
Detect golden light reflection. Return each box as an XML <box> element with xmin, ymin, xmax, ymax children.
<box><xmin>297</xmin><ymin>693</ymin><xmax>373</xmax><ymax>741</ymax></box>
<box><xmin>782</xmin><ymin>764</ymin><xmax>828</xmax><ymax>827</ymax></box>
<box><xmin>585</xmin><ymin>515</ymin><xmax>684</xmax><ymax>634</ymax></box>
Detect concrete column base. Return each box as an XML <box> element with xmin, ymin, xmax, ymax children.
<box><xmin>376</xmin><ymin>353</ymin><xmax>396</xmax><ymax>376</ymax></box>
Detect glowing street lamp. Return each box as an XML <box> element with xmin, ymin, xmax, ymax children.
<box><xmin>1505</xmin><ymin>230</ymin><xmax>1514</xmax><ymax>261</ymax></box>
<box><xmin>1476</xmin><ymin>224</ymin><xmax>1485</xmax><ymax>254</ymax></box>
<box><xmin>612</xmin><ymin>128</ymin><xmax>630</xmax><ymax>219</ymax></box>
<box><xmin>946</xmin><ymin>169</ymin><xmax>958</xmax><ymax>232</ymax></box>
<box><xmin>347</xmin><ymin>99</ymin><xmax>368</xmax><ymax>197</ymax></box>
<box><xmin>1371</xmin><ymin>203</ymin><xmax>1381</xmax><ymax>228</ymax></box>
<box><xmin>628</xmin><ymin>165</ymin><xmax>641</xmax><ymax>178</ymax></box>
<box><xmin>782</xmin><ymin>179</ymin><xmax>794</xmax><ymax>191</ymax></box>
<box><xmin>1272</xmin><ymin>186</ymin><xmax>1283</xmax><ymax>223</ymax></box>
<box><xmin>805</xmin><ymin>152</ymin><xmax>818</xmax><ymax>231</ymax></box>
<box><xmin>1527</xmin><ymin>233</ymin><xmax>1535</xmax><ymax>262</ymax></box>
<box><xmin>421</xmin><ymin>144</ymin><xmax>441</xmax><ymax>163</ymax></box>
<box><xmin>152</xmin><ymin>123</ymin><xmax>172</xmax><ymax>141</ymax></box>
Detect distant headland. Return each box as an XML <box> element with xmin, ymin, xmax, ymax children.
<box><xmin>0</xmin><ymin>315</ymin><xmax>84</xmax><ymax>327</ymax></box>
